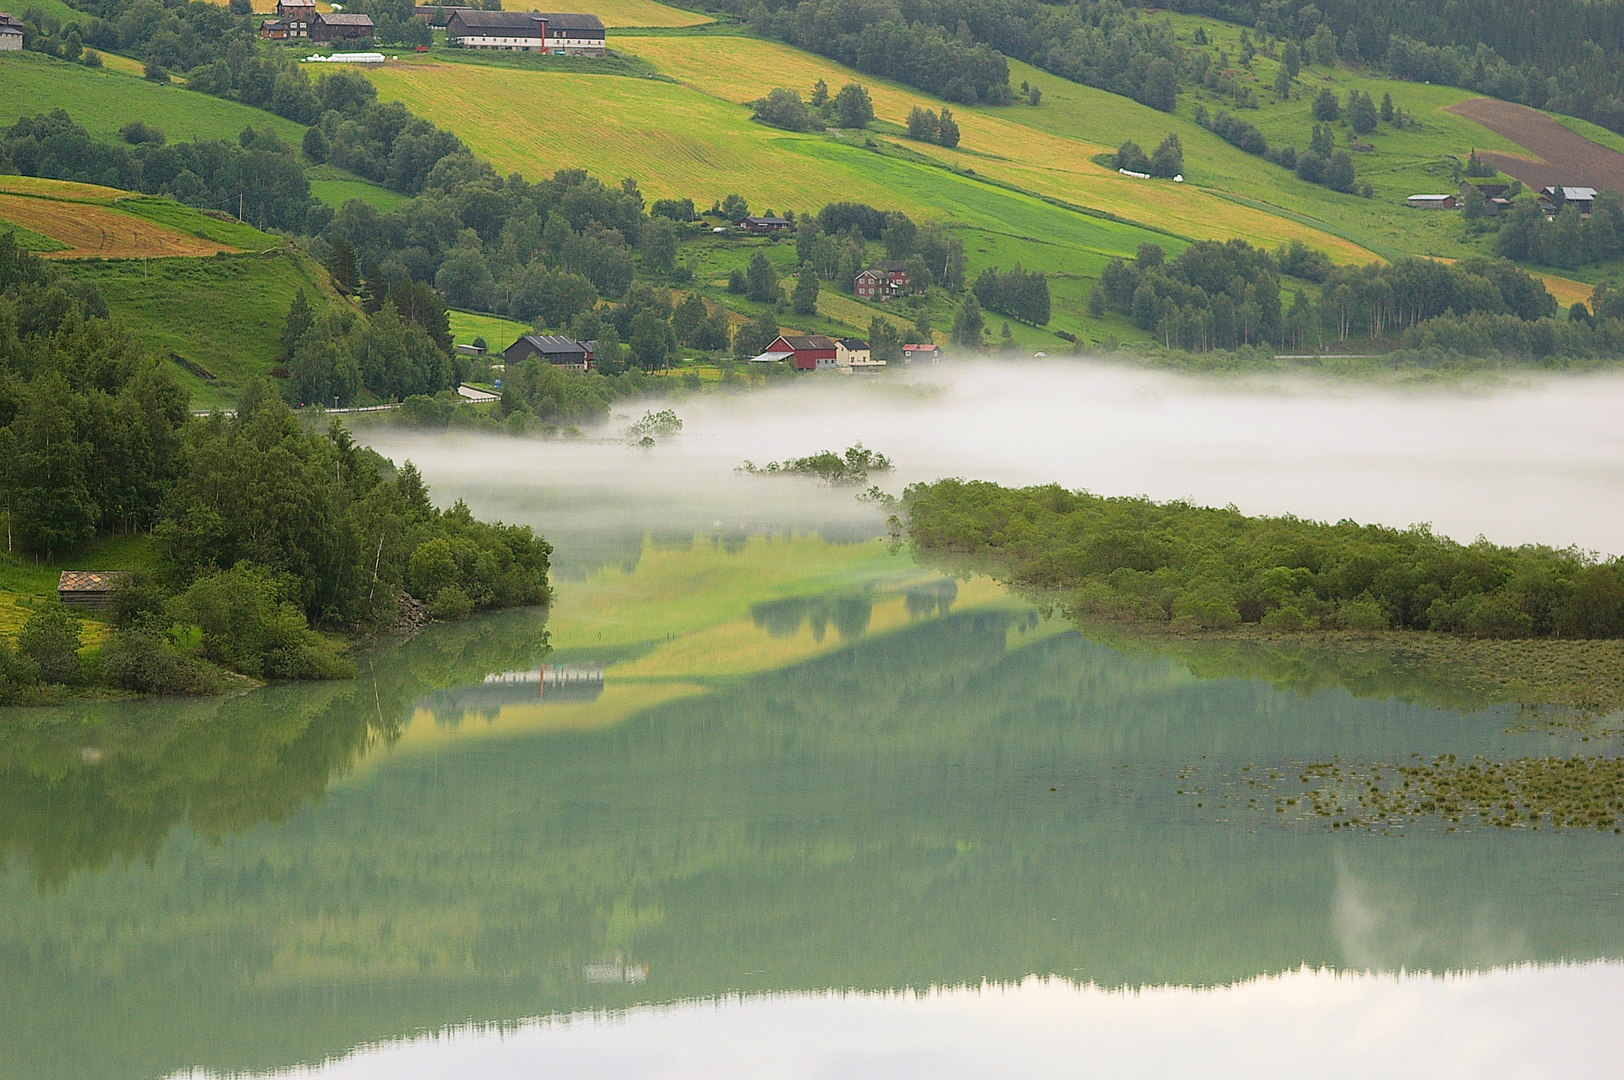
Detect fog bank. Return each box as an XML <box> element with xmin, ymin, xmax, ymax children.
<box><xmin>365</xmin><ymin>361</ymin><xmax>1624</xmax><ymax>557</ymax></box>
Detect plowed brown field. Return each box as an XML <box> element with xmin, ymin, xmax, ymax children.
<box><xmin>1446</xmin><ymin>98</ymin><xmax>1624</xmax><ymax>192</ymax></box>
<box><xmin>0</xmin><ymin>193</ymin><xmax>231</xmax><ymax>258</ymax></box>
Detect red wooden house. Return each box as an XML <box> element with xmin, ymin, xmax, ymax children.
<box><xmin>768</xmin><ymin>334</ymin><xmax>838</xmax><ymax>370</ymax></box>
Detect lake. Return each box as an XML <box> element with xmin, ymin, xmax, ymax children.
<box><xmin>4</xmin><ymin>364</ymin><xmax>1623</xmax><ymax>1078</ymax></box>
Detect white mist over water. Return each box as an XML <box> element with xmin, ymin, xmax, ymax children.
<box><xmin>365</xmin><ymin>361</ymin><xmax>1624</xmax><ymax>555</ymax></box>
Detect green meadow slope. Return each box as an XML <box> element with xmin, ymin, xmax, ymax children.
<box><xmin>55</xmin><ymin>251</ymin><xmax>344</xmax><ymax>407</ymax></box>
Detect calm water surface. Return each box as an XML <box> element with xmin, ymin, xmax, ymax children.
<box><xmin>6</xmin><ymin>376</ymin><xmax>1624</xmax><ymax>1079</ymax></box>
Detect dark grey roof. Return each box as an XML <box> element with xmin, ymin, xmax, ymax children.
<box><xmin>319</xmin><ymin>12</ymin><xmax>375</xmax><ymax>25</ymax></box>
<box><xmin>537</xmin><ymin>11</ymin><xmax>606</xmax><ymax>30</ymax></box>
<box><xmin>0</xmin><ymin>12</ymin><xmax>26</xmax><ymax>27</ymax></box>
<box><xmin>449</xmin><ymin>9</ymin><xmax>545</xmax><ymax>29</ymax></box>
<box><xmin>838</xmin><ymin>338</ymin><xmax>869</xmax><ymax>349</ymax></box>
<box><xmin>509</xmin><ymin>334</ymin><xmax>588</xmax><ymax>359</ymax></box>
<box><xmin>779</xmin><ymin>334</ymin><xmax>837</xmax><ymax>350</ymax></box>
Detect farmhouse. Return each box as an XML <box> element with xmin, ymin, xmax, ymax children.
<box><xmin>1540</xmin><ymin>185</ymin><xmax>1597</xmax><ymax>215</ymax></box>
<box><xmin>504</xmin><ymin>334</ymin><xmax>592</xmax><ymax>371</ymax></box>
<box><xmin>767</xmin><ymin>334</ymin><xmax>838</xmax><ymax>370</ymax></box>
<box><xmin>274</xmin><ymin>0</ymin><xmax>314</xmax><ymax>34</ymax></box>
<box><xmin>836</xmin><ymin>337</ymin><xmax>884</xmax><ymax>372</ymax></box>
<box><xmin>57</xmin><ymin>571</ymin><xmax>130</xmax><ymax>612</ymax></box>
<box><xmin>444</xmin><ymin>10</ymin><xmax>606</xmax><ymax>55</ymax></box>
<box><xmin>902</xmin><ymin>343</ymin><xmax>941</xmax><ymax>364</ymax></box>
<box><xmin>855</xmin><ymin>261</ymin><xmax>911</xmax><ymax>299</ymax></box>
<box><xmin>1405</xmin><ymin>194</ymin><xmax>1457</xmax><ymax>210</ymax></box>
<box><xmin>737</xmin><ymin>215</ymin><xmax>791</xmax><ymax>235</ymax></box>
<box><xmin>310</xmin><ymin>12</ymin><xmax>375</xmax><ymax>41</ymax></box>
<box><xmin>0</xmin><ymin>12</ymin><xmax>24</xmax><ymax>49</ymax></box>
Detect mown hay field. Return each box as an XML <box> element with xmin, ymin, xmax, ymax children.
<box><xmin>0</xmin><ymin>192</ymin><xmax>231</xmax><ymax>258</ymax></box>
<box><xmin>617</xmin><ymin>34</ymin><xmax>1378</xmax><ymax>263</ymax></box>
<box><xmin>500</xmin><ymin>0</ymin><xmax>709</xmax><ymax>26</ymax></box>
<box><xmin>0</xmin><ymin>174</ymin><xmax>126</xmax><ymax>204</ymax></box>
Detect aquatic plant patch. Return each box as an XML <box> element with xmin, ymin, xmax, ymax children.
<box><xmin>1181</xmin><ymin>754</ymin><xmax>1624</xmax><ymax>835</ymax></box>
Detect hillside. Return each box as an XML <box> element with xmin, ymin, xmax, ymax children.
<box><xmin>55</xmin><ymin>250</ymin><xmax>344</xmax><ymax>407</ymax></box>
<box><xmin>0</xmin><ymin>51</ymin><xmax>403</xmax><ymax>212</ymax></box>
<box><xmin>0</xmin><ymin>50</ymin><xmax>306</xmax><ymax>144</ymax></box>
<box><xmin>615</xmin><ymin>33</ymin><xmax>1375</xmax><ymax>262</ymax></box>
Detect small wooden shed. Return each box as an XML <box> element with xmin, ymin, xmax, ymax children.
<box><xmin>57</xmin><ymin>571</ymin><xmax>129</xmax><ymax>612</ymax></box>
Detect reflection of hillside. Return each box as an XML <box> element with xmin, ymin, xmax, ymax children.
<box><xmin>913</xmin><ymin>551</ymin><xmax>1624</xmax><ymax>715</ymax></box>
<box><xmin>0</xmin><ymin>609</ymin><xmax>551</xmax><ymax>886</ymax></box>
<box><xmin>2</xmin><ymin>608</ymin><xmax>1620</xmax><ymax>1080</ymax></box>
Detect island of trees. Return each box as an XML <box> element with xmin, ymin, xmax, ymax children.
<box><xmin>904</xmin><ymin>478</ymin><xmax>1624</xmax><ymax>639</ymax></box>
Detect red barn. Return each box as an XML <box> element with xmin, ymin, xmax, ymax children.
<box><xmin>768</xmin><ymin>334</ymin><xmax>838</xmax><ymax>370</ymax></box>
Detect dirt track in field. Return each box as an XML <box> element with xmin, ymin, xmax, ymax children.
<box><xmin>1446</xmin><ymin>97</ymin><xmax>1624</xmax><ymax>193</ymax></box>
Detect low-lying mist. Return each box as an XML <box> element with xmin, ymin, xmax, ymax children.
<box><xmin>364</xmin><ymin>360</ymin><xmax>1624</xmax><ymax>562</ymax></box>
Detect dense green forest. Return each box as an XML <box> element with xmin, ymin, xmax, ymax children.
<box><xmin>0</xmin><ymin>232</ymin><xmax>549</xmax><ymax>701</ymax></box>
<box><xmin>904</xmin><ymin>478</ymin><xmax>1624</xmax><ymax>638</ymax></box>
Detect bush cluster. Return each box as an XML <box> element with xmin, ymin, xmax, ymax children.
<box><xmin>906</xmin><ymin>479</ymin><xmax>1624</xmax><ymax>638</ymax></box>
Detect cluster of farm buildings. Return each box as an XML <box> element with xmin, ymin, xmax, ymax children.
<box><xmin>494</xmin><ymin>332</ymin><xmax>938</xmax><ymax>373</ymax></box>
<box><xmin>1407</xmin><ymin>180</ymin><xmax>1601</xmax><ymax>216</ymax></box>
<box><xmin>260</xmin><ymin>0</ymin><xmax>376</xmax><ymax>42</ymax></box>
<box><xmin>258</xmin><ymin>0</ymin><xmax>607</xmax><ymax>54</ymax></box>
<box><xmin>739</xmin><ymin>217</ymin><xmax>919</xmax><ymax>299</ymax></box>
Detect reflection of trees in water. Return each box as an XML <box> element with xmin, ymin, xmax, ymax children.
<box><xmin>0</xmin><ymin>608</ymin><xmax>551</xmax><ymax>887</ymax></box>
<box><xmin>752</xmin><ymin>593</ymin><xmax>874</xmax><ymax>643</ymax></box>
<box><xmin>904</xmin><ymin>579</ymin><xmax>958</xmax><ymax>619</ymax></box>
<box><xmin>551</xmin><ymin>526</ymin><xmax>886</xmax><ymax>581</ymax></box>
<box><xmin>2</xmin><ymin>606</ymin><xmax>1617</xmax><ymax>1080</ymax></box>
<box><xmin>752</xmin><ymin>578</ymin><xmax>960</xmax><ymax>643</ymax></box>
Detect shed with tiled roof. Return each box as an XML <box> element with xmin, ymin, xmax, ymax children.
<box><xmin>57</xmin><ymin>571</ymin><xmax>131</xmax><ymax>611</ymax></box>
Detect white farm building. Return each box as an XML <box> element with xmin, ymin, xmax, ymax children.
<box><xmin>444</xmin><ymin>10</ymin><xmax>606</xmax><ymax>54</ymax></box>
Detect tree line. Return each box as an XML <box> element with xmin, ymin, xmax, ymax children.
<box><xmin>904</xmin><ymin>477</ymin><xmax>1624</xmax><ymax>638</ymax></box>
<box><xmin>1092</xmin><ymin>238</ymin><xmax>1559</xmax><ymax>352</ymax></box>
<box><xmin>2</xmin><ymin>110</ymin><xmax>319</xmax><ymax>232</ymax></box>
<box><xmin>701</xmin><ymin>0</ymin><xmax>1014</xmax><ymax>105</ymax></box>
<box><xmin>972</xmin><ymin>264</ymin><xmax>1050</xmax><ymax>325</ymax></box>
<box><xmin>1158</xmin><ymin>0</ymin><xmax>1624</xmax><ymax>137</ymax></box>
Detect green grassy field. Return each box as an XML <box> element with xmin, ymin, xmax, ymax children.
<box><xmin>54</xmin><ymin>250</ymin><xmax>343</xmax><ymax>407</ymax></box>
<box><xmin>448</xmin><ymin>308</ymin><xmax>530</xmax><ymax>352</ymax></box>
<box><xmin>0</xmin><ymin>221</ymin><xmax>67</xmax><ymax>251</ymax></box>
<box><xmin>115</xmin><ymin>195</ymin><xmax>280</xmax><ymax>250</ymax></box>
<box><xmin>307</xmin><ymin>166</ymin><xmax>412</xmax><ymax>212</ymax></box>
<box><xmin>0</xmin><ymin>51</ymin><xmax>307</xmax><ymax>145</ymax></box>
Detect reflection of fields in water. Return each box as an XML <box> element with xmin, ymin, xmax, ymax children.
<box><xmin>205</xmin><ymin>963</ymin><xmax>1624</xmax><ymax>1080</ymax></box>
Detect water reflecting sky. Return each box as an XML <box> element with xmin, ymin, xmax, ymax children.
<box><xmin>196</xmin><ymin>965</ymin><xmax>1624</xmax><ymax>1080</ymax></box>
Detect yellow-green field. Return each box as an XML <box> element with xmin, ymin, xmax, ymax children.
<box><xmin>361</xmin><ymin>61</ymin><xmax>1175</xmax><ymax>268</ymax></box>
<box><xmin>503</xmin><ymin>0</ymin><xmax>710</xmax><ymax>26</ymax></box>
<box><xmin>618</xmin><ymin>34</ymin><xmax>1377</xmax><ymax>262</ymax></box>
